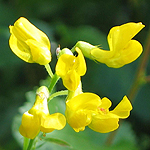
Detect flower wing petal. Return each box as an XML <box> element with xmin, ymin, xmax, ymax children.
<box><xmin>89</xmin><ymin>115</ymin><xmax>119</xmax><ymax>133</ymax></box>
<box><xmin>108</xmin><ymin>22</ymin><xmax>145</xmax><ymax>52</ymax></box>
<box><xmin>55</xmin><ymin>54</ymin><xmax>75</xmax><ymax>77</ymax></box>
<box><xmin>62</xmin><ymin>70</ymin><xmax>80</xmax><ymax>91</ymax></box>
<box><xmin>110</xmin><ymin>96</ymin><xmax>132</xmax><ymax>118</ymax></box>
<box><xmin>75</xmin><ymin>47</ymin><xmax>87</xmax><ymax>76</ymax></box>
<box><xmin>41</xmin><ymin>113</ymin><xmax>66</xmax><ymax>133</ymax></box>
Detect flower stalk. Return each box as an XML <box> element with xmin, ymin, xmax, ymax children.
<box><xmin>45</xmin><ymin>64</ymin><xmax>54</xmax><ymax>78</ymax></box>
<box><xmin>48</xmin><ymin>73</ymin><xmax>60</xmax><ymax>94</ymax></box>
<box><xmin>48</xmin><ymin>90</ymin><xmax>68</xmax><ymax>102</ymax></box>
<box><xmin>26</xmin><ymin>139</ymin><xmax>35</xmax><ymax>150</ymax></box>
<box><xmin>23</xmin><ymin>137</ymin><xmax>29</xmax><ymax>150</ymax></box>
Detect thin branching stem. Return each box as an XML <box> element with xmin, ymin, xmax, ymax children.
<box><xmin>105</xmin><ymin>27</ymin><xmax>150</xmax><ymax>146</ymax></box>
<box><xmin>48</xmin><ymin>90</ymin><xmax>68</xmax><ymax>102</ymax></box>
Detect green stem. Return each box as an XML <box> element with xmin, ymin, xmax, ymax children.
<box><xmin>45</xmin><ymin>64</ymin><xmax>54</xmax><ymax>78</ymax></box>
<box><xmin>26</xmin><ymin>139</ymin><xmax>35</xmax><ymax>150</ymax></box>
<box><xmin>48</xmin><ymin>90</ymin><xmax>68</xmax><ymax>102</ymax></box>
<box><xmin>23</xmin><ymin>137</ymin><xmax>29</xmax><ymax>150</ymax></box>
<box><xmin>105</xmin><ymin>26</ymin><xmax>150</xmax><ymax>146</ymax></box>
<box><xmin>48</xmin><ymin>73</ymin><xmax>60</xmax><ymax>94</ymax></box>
<box><xmin>127</xmin><ymin>27</ymin><xmax>150</xmax><ymax>102</ymax></box>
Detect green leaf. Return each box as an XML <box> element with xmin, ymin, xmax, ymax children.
<box><xmin>43</xmin><ymin>138</ymin><xmax>71</xmax><ymax>147</ymax></box>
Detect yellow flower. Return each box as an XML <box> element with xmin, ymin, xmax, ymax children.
<box><xmin>65</xmin><ymin>92</ymin><xmax>132</xmax><ymax>133</ymax></box>
<box><xmin>19</xmin><ymin>86</ymin><xmax>66</xmax><ymax>139</ymax></box>
<box><xmin>55</xmin><ymin>47</ymin><xmax>86</xmax><ymax>91</ymax></box>
<box><xmin>73</xmin><ymin>22</ymin><xmax>145</xmax><ymax>68</ymax></box>
<box><xmin>65</xmin><ymin>93</ymin><xmax>101</xmax><ymax>132</ymax></box>
<box><xmin>88</xmin><ymin>96</ymin><xmax>132</xmax><ymax>133</ymax></box>
<box><xmin>9</xmin><ymin>17</ymin><xmax>51</xmax><ymax>65</ymax></box>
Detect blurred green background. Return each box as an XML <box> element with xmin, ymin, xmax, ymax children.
<box><xmin>1</xmin><ymin>0</ymin><xmax>150</xmax><ymax>149</ymax></box>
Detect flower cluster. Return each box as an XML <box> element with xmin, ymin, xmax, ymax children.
<box><xmin>9</xmin><ymin>17</ymin><xmax>144</xmax><ymax>139</ymax></box>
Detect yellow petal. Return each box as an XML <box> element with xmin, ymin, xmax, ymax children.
<box><xmin>62</xmin><ymin>70</ymin><xmax>80</xmax><ymax>91</ymax></box>
<box><xmin>119</xmin><ymin>39</ymin><xmax>143</xmax><ymax>65</ymax></box>
<box><xmin>11</xmin><ymin>17</ymin><xmax>50</xmax><ymax>47</ymax></box>
<box><xmin>75</xmin><ymin>47</ymin><xmax>86</xmax><ymax>76</ymax></box>
<box><xmin>41</xmin><ymin>113</ymin><xmax>66</xmax><ymax>133</ymax></box>
<box><xmin>67</xmin><ymin>81</ymin><xmax>83</xmax><ymax>100</ymax></box>
<box><xmin>88</xmin><ymin>116</ymin><xmax>119</xmax><ymax>133</ymax></box>
<box><xmin>55</xmin><ymin>54</ymin><xmax>75</xmax><ymax>77</ymax></box>
<box><xmin>19</xmin><ymin>111</ymin><xmax>40</xmax><ymax>139</ymax></box>
<box><xmin>66</xmin><ymin>93</ymin><xmax>101</xmax><ymax>111</ymax></box>
<box><xmin>108</xmin><ymin>22</ymin><xmax>145</xmax><ymax>52</ymax></box>
<box><xmin>99</xmin><ymin>39</ymin><xmax>143</xmax><ymax>68</ymax></box>
<box><xmin>26</xmin><ymin>39</ymin><xmax>51</xmax><ymax>65</ymax></box>
<box><xmin>110</xmin><ymin>96</ymin><xmax>132</xmax><ymax>118</ymax></box>
<box><xmin>9</xmin><ymin>34</ymin><xmax>33</xmax><ymax>63</ymax></box>
<box><xmin>65</xmin><ymin>107</ymin><xmax>92</xmax><ymax>132</ymax></box>
<box><xmin>91</xmin><ymin>48</ymin><xmax>114</xmax><ymax>63</ymax></box>
<box><xmin>100</xmin><ymin>97</ymin><xmax>112</xmax><ymax>109</ymax></box>
<box><xmin>29</xmin><ymin>86</ymin><xmax>50</xmax><ymax>116</ymax></box>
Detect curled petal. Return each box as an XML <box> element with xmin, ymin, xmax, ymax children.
<box><xmin>65</xmin><ymin>93</ymin><xmax>101</xmax><ymax>132</ymax></box>
<box><xmin>92</xmin><ymin>39</ymin><xmax>143</xmax><ymax>68</ymax></box>
<box><xmin>9</xmin><ymin>33</ymin><xmax>32</xmax><ymax>63</ymax></box>
<box><xmin>63</xmin><ymin>70</ymin><xmax>80</xmax><ymax>91</ymax></box>
<box><xmin>66</xmin><ymin>93</ymin><xmax>101</xmax><ymax>111</ymax></box>
<box><xmin>108</xmin><ymin>22</ymin><xmax>145</xmax><ymax>52</ymax></box>
<box><xmin>56</xmin><ymin>54</ymin><xmax>75</xmax><ymax>77</ymax></box>
<box><xmin>19</xmin><ymin>111</ymin><xmax>40</xmax><ymax>139</ymax></box>
<box><xmin>110</xmin><ymin>96</ymin><xmax>132</xmax><ymax>118</ymax></box>
<box><xmin>100</xmin><ymin>97</ymin><xmax>112</xmax><ymax>109</ymax></box>
<box><xmin>66</xmin><ymin>108</ymin><xmax>92</xmax><ymax>132</ymax></box>
<box><xmin>26</xmin><ymin>39</ymin><xmax>51</xmax><ymax>65</ymax></box>
<box><xmin>41</xmin><ymin>113</ymin><xmax>66</xmax><ymax>133</ymax></box>
<box><xmin>118</xmin><ymin>40</ymin><xmax>143</xmax><ymax>66</ymax></box>
<box><xmin>75</xmin><ymin>47</ymin><xmax>87</xmax><ymax>76</ymax></box>
<box><xmin>89</xmin><ymin>116</ymin><xmax>119</xmax><ymax>133</ymax></box>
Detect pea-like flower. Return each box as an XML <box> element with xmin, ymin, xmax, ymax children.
<box><xmin>88</xmin><ymin>96</ymin><xmax>132</xmax><ymax>133</ymax></box>
<box><xmin>9</xmin><ymin>17</ymin><xmax>51</xmax><ymax>65</ymax></box>
<box><xmin>65</xmin><ymin>93</ymin><xmax>101</xmax><ymax>132</ymax></box>
<box><xmin>73</xmin><ymin>22</ymin><xmax>145</xmax><ymax>68</ymax></box>
<box><xmin>19</xmin><ymin>86</ymin><xmax>66</xmax><ymax>139</ymax></box>
<box><xmin>65</xmin><ymin>92</ymin><xmax>132</xmax><ymax>133</ymax></box>
<box><xmin>55</xmin><ymin>47</ymin><xmax>86</xmax><ymax>91</ymax></box>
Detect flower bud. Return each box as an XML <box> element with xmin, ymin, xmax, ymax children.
<box><xmin>71</xmin><ymin>41</ymin><xmax>96</xmax><ymax>59</ymax></box>
<box><xmin>9</xmin><ymin>17</ymin><xmax>51</xmax><ymax>65</ymax></box>
<box><xmin>56</xmin><ymin>47</ymin><xmax>73</xmax><ymax>58</ymax></box>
